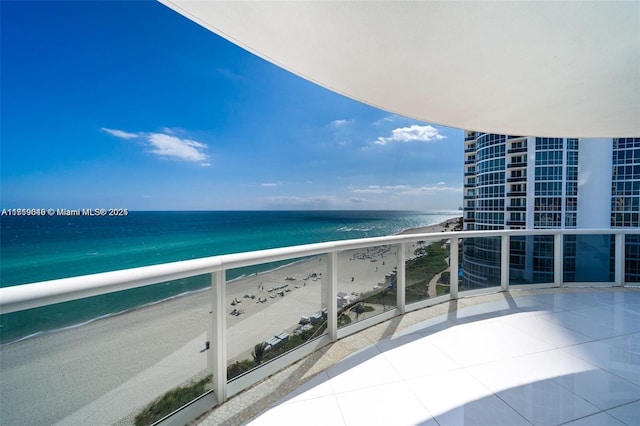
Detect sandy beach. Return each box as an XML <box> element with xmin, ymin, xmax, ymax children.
<box><xmin>0</xmin><ymin>217</ymin><xmax>460</xmax><ymax>426</ymax></box>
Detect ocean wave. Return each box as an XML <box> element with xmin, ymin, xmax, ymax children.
<box><xmin>337</xmin><ymin>226</ymin><xmax>374</xmax><ymax>232</ymax></box>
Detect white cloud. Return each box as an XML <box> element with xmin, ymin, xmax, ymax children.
<box><xmin>330</xmin><ymin>119</ymin><xmax>353</xmax><ymax>127</ymax></box>
<box><xmin>397</xmin><ymin>184</ymin><xmax>462</xmax><ymax>196</ymax></box>
<box><xmin>146</xmin><ymin>133</ymin><xmax>208</xmax><ymax>163</ymax></box>
<box><xmin>349</xmin><ymin>183</ymin><xmax>460</xmax><ymax>195</ymax></box>
<box><xmin>101</xmin><ymin>128</ymin><xmax>139</xmax><ymax>139</ymax></box>
<box><xmin>350</xmin><ymin>185</ymin><xmax>409</xmax><ymax>194</ymax></box>
<box><xmin>374</xmin><ymin>124</ymin><xmax>446</xmax><ymax>145</ymax></box>
<box><xmin>102</xmin><ymin>127</ymin><xmax>209</xmax><ymax>164</ymax></box>
<box><xmin>261</xmin><ymin>183</ymin><xmax>278</xmax><ymax>187</ymax></box>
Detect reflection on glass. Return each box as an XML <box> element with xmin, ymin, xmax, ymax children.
<box><xmin>509</xmin><ymin>236</ymin><xmax>554</xmax><ymax>285</ymax></box>
<box><xmin>460</xmin><ymin>237</ymin><xmax>501</xmax><ymax>290</ymax></box>
<box><xmin>625</xmin><ymin>234</ymin><xmax>640</xmax><ymax>283</ymax></box>
<box><xmin>226</xmin><ymin>256</ymin><xmax>327</xmax><ymax>381</ymax></box>
<box><xmin>337</xmin><ymin>246</ymin><xmax>396</xmax><ymax>328</ymax></box>
<box><xmin>564</xmin><ymin>235</ymin><xmax>614</xmax><ymax>282</ymax></box>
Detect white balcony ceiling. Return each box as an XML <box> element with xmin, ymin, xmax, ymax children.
<box><xmin>159</xmin><ymin>1</ymin><xmax>640</xmax><ymax>138</ymax></box>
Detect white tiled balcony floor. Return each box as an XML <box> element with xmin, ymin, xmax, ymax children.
<box><xmin>240</xmin><ymin>290</ymin><xmax>640</xmax><ymax>426</ymax></box>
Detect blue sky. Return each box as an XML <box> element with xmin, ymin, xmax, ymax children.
<box><xmin>1</xmin><ymin>0</ymin><xmax>463</xmax><ymax>211</ymax></box>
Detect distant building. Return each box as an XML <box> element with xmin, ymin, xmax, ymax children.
<box><xmin>462</xmin><ymin>134</ymin><xmax>640</xmax><ymax>287</ymax></box>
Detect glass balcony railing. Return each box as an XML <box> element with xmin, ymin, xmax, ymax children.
<box><xmin>0</xmin><ymin>228</ymin><xmax>638</xmax><ymax>425</ymax></box>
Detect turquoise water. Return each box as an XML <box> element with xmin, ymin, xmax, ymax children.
<box><xmin>0</xmin><ymin>210</ymin><xmax>459</xmax><ymax>343</ymax></box>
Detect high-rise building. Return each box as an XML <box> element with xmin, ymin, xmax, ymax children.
<box><xmin>462</xmin><ymin>134</ymin><xmax>640</xmax><ymax>288</ymax></box>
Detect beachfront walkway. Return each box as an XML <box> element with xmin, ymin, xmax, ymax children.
<box><xmin>200</xmin><ymin>288</ymin><xmax>640</xmax><ymax>426</ymax></box>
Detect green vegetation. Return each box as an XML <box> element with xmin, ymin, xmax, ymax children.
<box><xmin>337</xmin><ymin>312</ymin><xmax>352</xmax><ymax>327</ymax></box>
<box><xmin>228</xmin><ymin>359</ymin><xmax>256</xmax><ymax>379</ymax></box>
<box><xmin>251</xmin><ymin>342</ymin><xmax>268</xmax><ymax>365</ymax></box>
<box><xmin>438</xmin><ymin>271</ymin><xmax>450</xmax><ymax>284</ymax></box>
<box><xmin>358</xmin><ymin>240</ymin><xmax>450</xmax><ymax>307</ymax></box>
<box><xmin>436</xmin><ymin>284</ymin><xmax>449</xmax><ymax>296</ymax></box>
<box><xmin>351</xmin><ymin>303</ymin><xmax>365</xmax><ymax>320</ymax></box>
<box><xmin>135</xmin><ymin>375</ymin><xmax>211</xmax><ymax>426</ymax></box>
<box><xmin>349</xmin><ymin>303</ymin><xmax>376</xmax><ymax>320</ymax></box>
<box><xmin>405</xmin><ymin>241</ymin><xmax>449</xmax><ymax>303</ymax></box>
<box><xmin>228</xmin><ymin>318</ymin><xmax>331</xmax><ymax>380</ymax></box>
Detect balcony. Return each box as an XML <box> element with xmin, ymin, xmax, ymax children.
<box><xmin>507</xmin><ymin>191</ymin><xmax>527</xmax><ymax>197</ymax></box>
<box><xmin>507</xmin><ymin>147</ymin><xmax>527</xmax><ymax>154</ymax></box>
<box><xmin>507</xmin><ymin>206</ymin><xmax>526</xmax><ymax>212</ymax></box>
<box><xmin>464</xmin><ymin>171</ymin><xmax>476</xmax><ymax>176</ymax></box>
<box><xmin>507</xmin><ymin>162</ymin><xmax>527</xmax><ymax>168</ymax></box>
<box><xmin>507</xmin><ymin>176</ymin><xmax>527</xmax><ymax>183</ymax></box>
<box><xmin>464</xmin><ymin>159</ymin><xmax>476</xmax><ymax>165</ymax></box>
<box><xmin>506</xmin><ymin>219</ymin><xmax>526</xmax><ymax>226</ymax></box>
<box><xmin>0</xmin><ymin>229</ymin><xmax>638</xmax><ymax>426</ymax></box>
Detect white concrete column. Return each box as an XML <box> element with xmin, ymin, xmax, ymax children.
<box><xmin>577</xmin><ymin>138</ymin><xmax>613</xmax><ymax>229</ymax></box>
<box><xmin>575</xmin><ymin>138</ymin><xmax>614</xmax><ymax>282</ymax></box>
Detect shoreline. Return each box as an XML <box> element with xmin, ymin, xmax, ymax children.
<box><xmin>0</xmin><ymin>216</ymin><xmax>460</xmax><ymax>425</ymax></box>
<box><xmin>396</xmin><ymin>216</ymin><xmax>461</xmax><ymax>235</ymax></box>
<box><xmin>0</xmin><ymin>216</ymin><xmax>461</xmax><ymax>347</ymax></box>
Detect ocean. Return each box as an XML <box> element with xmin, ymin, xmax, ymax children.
<box><xmin>0</xmin><ymin>210</ymin><xmax>459</xmax><ymax>344</ymax></box>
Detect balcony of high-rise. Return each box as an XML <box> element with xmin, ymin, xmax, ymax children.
<box><xmin>1</xmin><ymin>1</ymin><xmax>639</xmax><ymax>426</ymax></box>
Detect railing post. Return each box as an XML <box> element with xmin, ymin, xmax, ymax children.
<box><xmin>554</xmin><ymin>233</ymin><xmax>563</xmax><ymax>287</ymax></box>
<box><xmin>211</xmin><ymin>270</ymin><xmax>227</xmax><ymax>402</ymax></box>
<box><xmin>501</xmin><ymin>235</ymin><xmax>509</xmax><ymax>291</ymax></box>
<box><xmin>326</xmin><ymin>251</ymin><xmax>338</xmax><ymax>341</ymax></box>
<box><xmin>450</xmin><ymin>238</ymin><xmax>459</xmax><ymax>299</ymax></box>
<box><xmin>615</xmin><ymin>233</ymin><xmax>624</xmax><ymax>287</ymax></box>
<box><xmin>396</xmin><ymin>243</ymin><xmax>406</xmax><ymax>314</ymax></box>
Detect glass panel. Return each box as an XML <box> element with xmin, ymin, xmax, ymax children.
<box><xmin>226</xmin><ymin>256</ymin><xmax>327</xmax><ymax>381</ymax></box>
<box><xmin>563</xmin><ymin>235</ymin><xmax>614</xmax><ymax>283</ymax></box>
<box><xmin>625</xmin><ymin>234</ymin><xmax>640</xmax><ymax>283</ymax></box>
<box><xmin>337</xmin><ymin>245</ymin><xmax>396</xmax><ymax>329</ymax></box>
<box><xmin>509</xmin><ymin>236</ymin><xmax>554</xmax><ymax>285</ymax></box>
<box><xmin>0</xmin><ymin>275</ymin><xmax>212</xmax><ymax>426</ymax></box>
<box><xmin>460</xmin><ymin>237</ymin><xmax>501</xmax><ymax>290</ymax></box>
<box><xmin>406</xmin><ymin>239</ymin><xmax>451</xmax><ymax>304</ymax></box>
